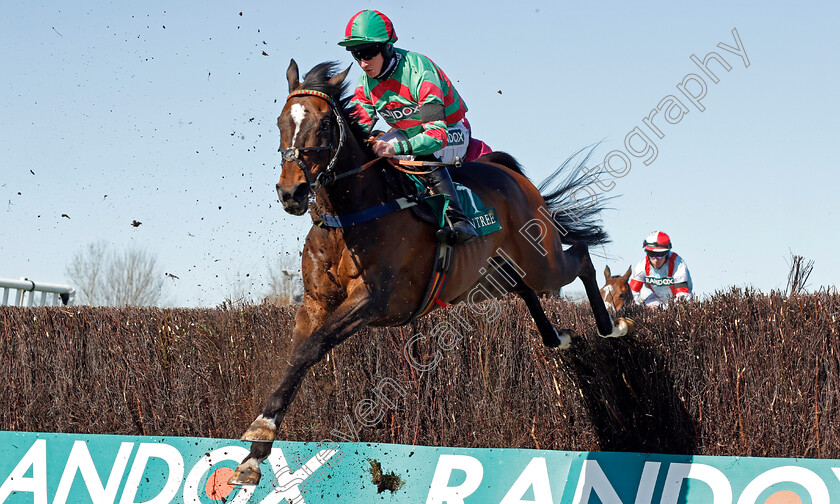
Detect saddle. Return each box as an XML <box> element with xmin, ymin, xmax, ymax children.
<box><xmin>398</xmin><ymin>169</ymin><xmax>502</xmax><ymax>238</ymax></box>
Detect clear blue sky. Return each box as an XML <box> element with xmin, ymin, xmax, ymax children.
<box><xmin>2</xmin><ymin>2</ymin><xmax>838</xmax><ymax>306</ymax></box>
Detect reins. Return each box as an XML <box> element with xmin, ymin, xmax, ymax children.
<box><xmin>336</xmin><ymin>157</ymin><xmax>462</xmax><ymax>178</ymax></box>
<box><xmin>281</xmin><ymin>89</ymin><xmax>461</xmax><ymax>187</ymax></box>
<box><xmin>388</xmin><ymin>158</ymin><xmax>462</xmax><ymax>175</ymax></box>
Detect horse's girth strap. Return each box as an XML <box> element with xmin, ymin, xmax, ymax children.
<box><xmin>404</xmin><ymin>241</ymin><xmax>454</xmax><ymax>324</ymax></box>
<box><xmin>317</xmin><ymin>197</ymin><xmax>417</xmax><ymax>228</ymax></box>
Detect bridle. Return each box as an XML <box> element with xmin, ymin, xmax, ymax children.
<box><xmin>603</xmin><ymin>278</ymin><xmax>632</xmax><ymax>310</ymax></box>
<box><xmin>278</xmin><ymin>89</ymin><xmax>347</xmax><ymax>191</ymax></box>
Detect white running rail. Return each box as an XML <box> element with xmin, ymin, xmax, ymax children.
<box><xmin>0</xmin><ymin>277</ymin><xmax>75</xmax><ymax>306</ymax></box>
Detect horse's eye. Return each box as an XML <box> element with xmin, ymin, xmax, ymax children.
<box><xmin>320</xmin><ymin>119</ymin><xmax>331</xmax><ymax>131</ymax></box>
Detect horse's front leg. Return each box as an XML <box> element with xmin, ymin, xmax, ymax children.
<box><xmin>228</xmin><ymin>287</ymin><xmax>381</xmax><ymax>485</ymax></box>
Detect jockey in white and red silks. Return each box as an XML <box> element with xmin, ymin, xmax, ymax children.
<box><xmin>629</xmin><ymin>230</ymin><xmax>694</xmax><ymax>307</ymax></box>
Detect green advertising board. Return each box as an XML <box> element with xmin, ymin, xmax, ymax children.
<box><xmin>0</xmin><ymin>431</ymin><xmax>837</xmax><ymax>503</ymax></box>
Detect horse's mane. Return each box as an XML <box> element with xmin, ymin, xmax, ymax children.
<box><xmin>301</xmin><ymin>61</ymin><xmax>371</xmax><ymax>148</ymax></box>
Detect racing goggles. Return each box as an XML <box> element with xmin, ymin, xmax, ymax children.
<box><xmin>350</xmin><ymin>44</ymin><xmax>383</xmax><ymax>62</ymax></box>
<box><xmin>647</xmin><ymin>251</ymin><xmax>669</xmax><ymax>259</ymax></box>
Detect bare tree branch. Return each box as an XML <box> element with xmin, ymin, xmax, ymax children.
<box><xmin>263</xmin><ymin>250</ymin><xmax>303</xmax><ymax>306</ymax></box>
<box><xmin>65</xmin><ymin>243</ymin><xmax>167</xmax><ymax>306</ymax></box>
<box><xmin>786</xmin><ymin>252</ymin><xmax>814</xmax><ymax>297</ymax></box>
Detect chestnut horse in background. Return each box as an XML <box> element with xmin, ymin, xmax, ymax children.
<box><xmin>229</xmin><ymin>60</ymin><xmax>634</xmax><ymax>484</ymax></box>
<box><xmin>601</xmin><ymin>265</ymin><xmax>633</xmax><ymax>312</ymax></box>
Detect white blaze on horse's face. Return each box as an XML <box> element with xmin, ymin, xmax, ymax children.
<box><xmin>290</xmin><ymin>103</ymin><xmax>306</xmax><ymax>147</ymax></box>
<box><xmin>601</xmin><ymin>283</ymin><xmax>613</xmax><ymax>303</ymax></box>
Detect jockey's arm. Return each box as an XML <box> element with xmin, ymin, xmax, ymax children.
<box><xmin>391</xmin><ymin>67</ymin><xmax>448</xmax><ymax>157</ymax></box>
<box><xmin>672</xmin><ymin>281</ymin><xmax>693</xmax><ymax>300</ymax></box>
<box><xmin>629</xmin><ymin>273</ymin><xmax>645</xmax><ymax>304</ymax></box>
<box><xmin>372</xmin><ymin>101</ymin><xmax>447</xmax><ymax>158</ymax></box>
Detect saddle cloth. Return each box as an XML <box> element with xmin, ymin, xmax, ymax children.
<box><xmin>406</xmin><ymin>174</ymin><xmax>502</xmax><ymax>237</ymax></box>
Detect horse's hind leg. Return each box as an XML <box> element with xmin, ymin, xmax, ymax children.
<box><xmin>494</xmin><ymin>262</ymin><xmax>572</xmax><ymax>348</ymax></box>
<box><xmin>518</xmin><ymin>288</ymin><xmax>573</xmax><ymax>348</ymax></box>
<box><xmin>566</xmin><ymin>241</ymin><xmax>634</xmax><ymax>338</ymax></box>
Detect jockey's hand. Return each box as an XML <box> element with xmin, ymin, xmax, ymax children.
<box><xmin>369</xmin><ymin>137</ymin><xmax>396</xmax><ymax>158</ymax></box>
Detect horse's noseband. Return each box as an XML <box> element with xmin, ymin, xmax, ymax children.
<box><xmin>279</xmin><ymin>146</ymin><xmax>331</xmax><ymax>164</ymax></box>
<box><xmin>278</xmin><ymin>146</ymin><xmax>331</xmax><ymax>188</ymax></box>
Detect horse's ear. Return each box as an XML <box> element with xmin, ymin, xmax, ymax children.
<box><xmin>604</xmin><ymin>265</ymin><xmax>612</xmax><ymax>280</ymax></box>
<box><xmin>622</xmin><ymin>267</ymin><xmax>632</xmax><ymax>280</ymax></box>
<box><xmin>327</xmin><ymin>64</ymin><xmax>353</xmax><ymax>88</ymax></box>
<box><xmin>287</xmin><ymin>59</ymin><xmax>302</xmax><ymax>93</ymax></box>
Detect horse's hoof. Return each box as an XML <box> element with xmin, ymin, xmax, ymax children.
<box><xmin>599</xmin><ymin>317</ymin><xmax>633</xmax><ymax>338</ymax></box>
<box><xmin>228</xmin><ymin>459</ymin><xmax>261</xmax><ymax>486</ymax></box>
<box><xmin>545</xmin><ymin>327</ymin><xmax>574</xmax><ymax>349</ymax></box>
<box><xmin>619</xmin><ymin>317</ymin><xmax>636</xmax><ymax>335</ymax></box>
<box><xmin>556</xmin><ymin>328</ymin><xmax>574</xmax><ymax>349</ymax></box>
<box><xmin>240</xmin><ymin>415</ymin><xmax>277</xmax><ymax>442</ymax></box>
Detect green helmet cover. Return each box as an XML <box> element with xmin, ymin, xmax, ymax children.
<box><xmin>338</xmin><ymin>10</ymin><xmax>398</xmax><ymax>47</ymax></box>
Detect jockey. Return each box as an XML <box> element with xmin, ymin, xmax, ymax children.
<box><xmin>629</xmin><ymin>231</ymin><xmax>694</xmax><ymax>307</ymax></box>
<box><xmin>338</xmin><ymin>9</ymin><xmax>484</xmax><ymax>244</ymax></box>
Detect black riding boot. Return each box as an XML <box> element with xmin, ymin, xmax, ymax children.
<box><xmin>423</xmin><ymin>167</ymin><xmax>479</xmax><ymax>244</ymax></box>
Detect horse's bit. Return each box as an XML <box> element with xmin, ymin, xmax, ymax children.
<box><xmin>278</xmin><ymin>89</ymin><xmax>347</xmax><ymax>191</ymax></box>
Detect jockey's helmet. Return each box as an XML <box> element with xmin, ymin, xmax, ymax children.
<box><xmin>643</xmin><ymin>231</ymin><xmax>672</xmax><ymax>254</ymax></box>
<box><xmin>338</xmin><ymin>10</ymin><xmax>398</xmax><ymax>47</ymax></box>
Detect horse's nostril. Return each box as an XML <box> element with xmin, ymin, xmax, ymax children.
<box><xmin>277</xmin><ymin>184</ymin><xmax>296</xmax><ymax>203</ymax></box>
<box><xmin>277</xmin><ymin>184</ymin><xmax>309</xmax><ymax>208</ymax></box>
<box><xmin>293</xmin><ymin>184</ymin><xmax>309</xmax><ymax>200</ymax></box>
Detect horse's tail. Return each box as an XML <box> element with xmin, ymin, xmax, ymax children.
<box><xmin>538</xmin><ymin>146</ymin><xmax>611</xmax><ymax>247</ymax></box>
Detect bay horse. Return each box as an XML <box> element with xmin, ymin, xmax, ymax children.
<box><xmin>601</xmin><ymin>265</ymin><xmax>633</xmax><ymax>312</ymax></box>
<box><xmin>229</xmin><ymin>60</ymin><xmax>634</xmax><ymax>484</ymax></box>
